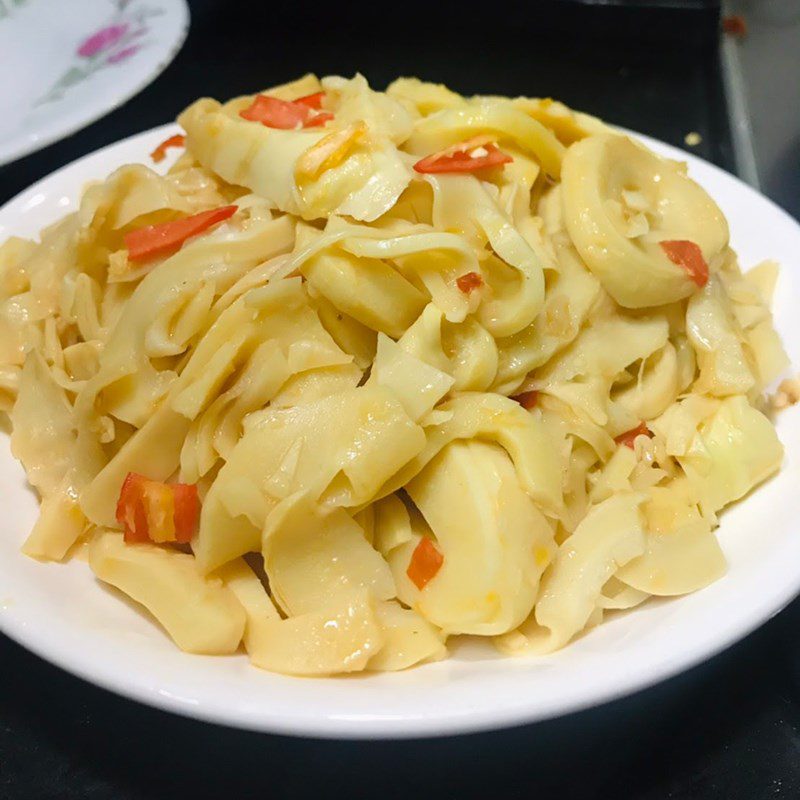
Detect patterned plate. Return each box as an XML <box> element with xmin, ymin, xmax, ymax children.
<box><xmin>0</xmin><ymin>0</ymin><xmax>188</xmax><ymax>165</ymax></box>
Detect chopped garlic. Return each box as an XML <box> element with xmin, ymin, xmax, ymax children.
<box><xmin>773</xmin><ymin>377</ymin><xmax>800</xmax><ymax>409</ymax></box>
<box><xmin>469</xmin><ymin>146</ymin><xmax>489</xmax><ymax>158</ymax></box>
<box><xmin>621</xmin><ymin>189</ymin><xmax>650</xmax><ymax>213</ymax></box>
<box><xmin>437</xmin><ymin>134</ymin><xmax>495</xmax><ymax>159</ymax></box>
<box><xmin>624</xmin><ymin>212</ymin><xmax>650</xmax><ymax>238</ymax></box>
<box><xmin>107</xmin><ymin>249</ymin><xmax>129</xmax><ymax>281</ymax></box>
<box><xmin>779</xmin><ymin>377</ymin><xmax>800</xmax><ymax>400</ymax></box>
<box><xmin>295</xmin><ymin>121</ymin><xmax>367</xmax><ymax>181</ymax></box>
<box><xmin>97</xmin><ymin>415</ymin><xmax>115</xmax><ymax>444</ymax></box>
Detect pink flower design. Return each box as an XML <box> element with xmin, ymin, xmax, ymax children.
<box><xmin>107</xmin><ymin>45</ymin><xmax>140</xmax><ymax>64</ymax></box>
<box><xmin>77</xmin><ymin>24</ymin><xmax>129</xmax><ymax>58</ymax></box>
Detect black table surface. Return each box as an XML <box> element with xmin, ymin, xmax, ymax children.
<box><xmin>2</xmin><ymin>2</ymin><xmax>798</xmax><ymax>798</ymax></box>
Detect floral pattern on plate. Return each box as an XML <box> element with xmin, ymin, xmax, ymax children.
<box><xmin>0</xmin><ymin>0</ymin><xmax>31</xmax><ymax>19</ymax></box>
<box><xmin>0</xmin><ymin>0</ymin><xmax>188</xmax><ymax>165</ymax></box>
<box><xmin>36</xmin><ymin>0</ymin><xmax>164</xmax><ymax>106</ymax></box>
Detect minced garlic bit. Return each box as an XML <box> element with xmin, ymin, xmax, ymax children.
<box><xmin>621</xmin><ymin>189</ymin><xmax>650</xmax><ymax>213</ymax></box>
<box><xmin>295</xmin><ymin>121</ymin><xmax>367</xmax><ymax>181</ymax></box>
<box><xmin>450</xmin><ymin>134</ymin><xmax>494</xmax><ymax>155</ymax></box>
<box><xmin>684</xmin><ymin>132</ymin><xmax>702</xmax><ymax>147</ymax></box>
<box><xmin>107</xmin><ymin>249</ymin><xmax>129</xmax><ymax>281</ymax></box>
<box><xmin>771</xmin><ymin>376</ymin><xmax>800</xmax><ymax>410</ymax></box>
<box><xmin>624</xmin><ymin>212</ymin><xmax>649</xmax><ymax>239</ymax></box>
<box><xmin>469</xmin><ymin>146</ymin><xmax>489</xmax><ymax>158</ymax></box>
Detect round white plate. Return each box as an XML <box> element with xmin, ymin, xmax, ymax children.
<box><xmin>0</xmin><ymin>125</ymin><xmax>799</xmax><ymax>740</ymax></box>
<box><xmin>0</xmin><ymin>0</ymin><xmax>188</xmax><ymax>166</ymax></box>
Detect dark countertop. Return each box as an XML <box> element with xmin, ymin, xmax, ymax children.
<box><xmin>1</xmin><ymin>2</ymin><xmax>797</xmax><ymax>798</ymax></box>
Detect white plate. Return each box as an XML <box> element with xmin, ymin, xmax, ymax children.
<box><xmin>0</xmin><ymin>125</ymin><xmax>799</xmax><ymax>740</ymax></box>
<box><xmin>0</xmin><ymin>0</ymin><xmax>188</xmax><ymax>166</ymax></box>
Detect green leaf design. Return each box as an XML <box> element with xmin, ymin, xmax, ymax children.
<box><xmin>59</xmin><ymin>66</ymin><xmax>88</xmax><ymax>88</ymax></box>
<box><xmin>0</xmin><ymin>0</ymin><xmax>31</xmax><ymax>19</ymax></box>
<box><xmin>31</xmin><ymin>2</ymin><xmax>159</xmax><ymax>106</ymax></box>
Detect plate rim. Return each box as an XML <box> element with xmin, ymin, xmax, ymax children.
<box><xmin>0</xmin><ymin>0</ymin><xmax>190</xmax><ymax>167</ymax></box>
<box><xmin>0</xmin><ymin>123</ymin><xmax>799</xmax><ymax>740</ymax></box>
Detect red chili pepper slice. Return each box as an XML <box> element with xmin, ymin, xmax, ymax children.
<box><xmin>660</xmin><ymin>240</ymin><xmax>709</xmax><ymax>287</ymax></box>
<box><xmin>124</xmin><ymin>205</ymin><xmax>238</xmax><ymax>262</ymax></box>
<box><xmin>456</xmin><ymin>272</ymin><xmax>484</xmax><ymax>293</ymax></box>
<box><xmin>116</xmin><ymin>473</ymin><xmax>200</xmax><ymax>545</ymax></box>
<box><xmin>240</xmin><ymin>94</ymin><xmax>333</xmax><ymax>129</ymax></box>
<box><xmin>150</xmin><ymin>134</ymin><xmax>186</xmax><ymax>164</ymax></box>
<box><xmin>614</xmin><ymin>422</ymin><xmax>652</xmax><ymax>449</ymax></box>
<box><xmin>414</xmin><ymin>136</ymin><xmax>513</xmax><ymax>174</ymax></box>
<box><xmin>511</xmin><ymin>391</ymin><xmax>539</xmax><ymax>410</ymax></box>
<box><xmin>407</xmin><ymin>538</ymin><xmax>444</xmax><ymax>590</ymax></box>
